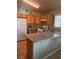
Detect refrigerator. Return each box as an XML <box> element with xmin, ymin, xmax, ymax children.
<box><xmin>17</xmin><ymin>18</ymin><xmax>27</xmax><ymax>39</ymax></box>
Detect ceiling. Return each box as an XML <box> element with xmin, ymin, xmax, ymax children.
<box><xmin>17</xmin><ymin>0</ymin><xmax>61</xmax><ymax>12</ymax></box>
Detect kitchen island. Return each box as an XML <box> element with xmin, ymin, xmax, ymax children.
<box><xmin>24</xmin><ymin>32</ymin><xmax>61</xmax><ymax>59</ymax></box>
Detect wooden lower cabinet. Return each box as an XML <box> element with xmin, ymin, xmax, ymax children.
<box><xmin>17</xmin><ymin>55</ymin><xmax>27</xmax><ymax>59</ymax></box>
<box><xmin>27</xmin><ymin>39</ymin><xmax>33</xmax><ymax>59</ymax></box>
<box><xmin>17</xmin><ymin>40</ymin><xmax>27</xmax><ymax>59</ymax></box>
<box><xmin>27</xmin><ymin>29</ymin><xmax>37</xmax><ymax>34</ymax></box>
<box><xmin>17</xmin><ymin>38</ymin><xmax>33</xmax><ymax>59</ymax></box>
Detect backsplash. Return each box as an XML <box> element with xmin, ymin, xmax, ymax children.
<box><xmin>27</xmin><ymin>24</ymin><xmax>60</xmax><ymax>32</ymax></box>
<box><xmin>27</xmin><ymin>23</ymin><xmax>42</xmax><ymax>29</ymax></box>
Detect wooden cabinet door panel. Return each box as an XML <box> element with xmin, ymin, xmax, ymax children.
<box><xmin>40</xmin><ymin>14</ymin><xmax>52</xmax><ymax>25</ymax></box>
<box><xmin>17</xmin><ymin>40</ymin><xmax>27</xmax><ymax>56</ymax></box>
<box><xmin>28</xmin><ymin>15</ymin><xmax>35</xmax><ymax>23</ymax></box>
<box><xmin>35</xmin><ymin>16</ymin><xmax>40</xmax><ymax>24</ymax></box>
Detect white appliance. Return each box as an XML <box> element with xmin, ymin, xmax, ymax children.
<box><xmin>42</xmin><ymin>26</ymin><xmax>48</xmax><ymax>32</ymax></box>
<box><xmin>37</xmin><ymin>28</ymin><xmax>43</xmax><ymax>32</ymax></box>
<box><xmin>17</xmin><ymin>18</ymin><xmax>27</xmax><ymax>39</ymax></box>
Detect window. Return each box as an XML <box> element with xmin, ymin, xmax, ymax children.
<box><xmin>54</xmin><ymin>15</ymin><xmax>61</xmax><ymax>27</ymax></box>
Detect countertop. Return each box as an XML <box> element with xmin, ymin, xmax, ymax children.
<box><xmin>24</xmin><ymin>32</ymin><xmax>61</xmax><ymax>42</ymax></box>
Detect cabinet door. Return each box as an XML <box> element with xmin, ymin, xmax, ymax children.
<box><xmin>47</xmin><ymin>15</ymin><xmax>51</xmax><ymax>25</ymax></box>
<box><xmin>28</xmin><ymin>15</ymin><xmax>35</xmax><ymax>23</ymax></box>
<box><xmin>31</xmin><ymin>15</ymin><xmax>35</xmax><ymax>23</ymax></box>
<box><xmin>40</xmin><ymin>14</ymin><xmax>53</xmax><ymax>25</ymax></box>
<box><xmin>35</xmin><ymin>16</ymin><xmax>40</xmax><ymax>24</ymax></box>
<box><xmin>17</xmin><ymin>40</ymin><xmax>27</xmax><ymax>56</ymax></box>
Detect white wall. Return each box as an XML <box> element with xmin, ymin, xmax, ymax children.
<box><xmin>17</xmin><ymin>8</ymin><xmax>31</xmax><ymax>14</ymax></box>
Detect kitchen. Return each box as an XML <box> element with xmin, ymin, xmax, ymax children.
<box><xmin>17</xmin><ymin>0</ymin><xmax>61</xmax><ymax>59</ymax></box>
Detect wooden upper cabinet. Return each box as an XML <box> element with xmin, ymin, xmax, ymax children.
<box><xmin>28</xmin><ymin>15</ymin><xmax>35</xmax><ymax>24</ymax></box>
<box><xmin>17</xmin><ymin>14</ymin><xmax>35</xmax><ymax>24</ymax></box>
<box><xmin>40</xmin><ymin>15</ymin><xmax>47</xmax><ymax>19</ymax></box>
<box><xmin>34</xmin><ymin>15</ymin><xmax>41</xmax><ymax>24</ymax></box>
<box><xmin>47</xmin><ymin>14</ymin><xmax>52</xmax><ymax>25</ymax></box>
<box><xmin>17</xmin><ymin>13</ymin><xmax>28</xmax><ymax>18</ymax></box>
<box><xmin>40</xmin><ymin>14</ymin><xmax>52</xmax><ymax>25</ymax></box>
<box><xmin>17</xmin><ymin>13</ymin><xmax>53</xmax><ymax>25</ymax></box>
<box><xmin>34</xmin><ymin>14</ymin><xmax>52</xmax><ymax>25</ymax></box>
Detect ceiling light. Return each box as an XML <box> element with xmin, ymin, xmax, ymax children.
<box><xmin>23</xmin><ymin>0</ymin><xmax>39</xmax><ymax>8</ymax></box>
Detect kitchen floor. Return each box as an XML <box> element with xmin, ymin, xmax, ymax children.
<box><xmin>25</xmin><ymin>50</ymin><xmax>61</xmax><ymax>59</ymax></box>
<box><xmin>45</xmin><ymin>50</ymin><xmax>61</xmax><ymax>59</ymax></box>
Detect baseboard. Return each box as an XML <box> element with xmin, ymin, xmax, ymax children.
<box><xmin>42</xmin><ymin>48</ymin><xmax>61</xmax><ymax>59</ymax></box>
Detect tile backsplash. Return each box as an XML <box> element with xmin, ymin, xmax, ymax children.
<box><xmin>27</xmin><ymin>23</ymin><xmax>42</xmax><ymax>29</ymax></box>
